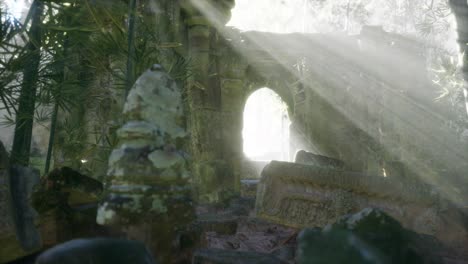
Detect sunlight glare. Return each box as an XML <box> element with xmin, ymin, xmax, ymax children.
<box><xmin>243</xmin><ymin>88</ymin><xmax>291</xmax><ymax>161</ymax></box>
<box><xmin>4</xmin><ymin>0</ymin><xmax>24</xmax><ymax>19</ymax></box>
<box><xmin>228</xmin><ymin>0</ymin><xmax>315</xmax><ymax>33</ymax></box>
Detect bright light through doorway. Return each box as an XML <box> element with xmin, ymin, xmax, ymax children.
<box><xmin>243</xmin><ymin>88</ymin><xmax>291</xmax><ymax>161</ymax></box>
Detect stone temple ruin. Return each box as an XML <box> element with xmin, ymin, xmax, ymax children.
<box><xmin>1</xmin><ymin>0</ymin><xmax>468</xmax><ymax>263</ymax></box>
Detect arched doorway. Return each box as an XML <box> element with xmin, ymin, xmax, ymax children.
<box><xmin>243</xmin><ymin>88</ymin><xmax>291</xmax><ymax>162</ymax></box>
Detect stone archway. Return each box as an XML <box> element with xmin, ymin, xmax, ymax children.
<box><xmin>181</xmin><ymin>0</ymin><xmax>468</xmax><ymax>202</ymax></box>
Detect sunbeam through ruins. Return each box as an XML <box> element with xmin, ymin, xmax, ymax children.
<box><xmin>0</xmin><ymin>0</ymin><xmax>468</xmax><ymax>263</ymax></box>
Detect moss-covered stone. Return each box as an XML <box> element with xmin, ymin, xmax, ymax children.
<box><xmin>194</xmin><ymin>160</ymin><xmax>239</xmax><ymax>204</ymax></box>
<box><xmin>97</xmin><ymin>65</ymin><xmax>195</xmax><ymax>263</ymax></box>
<box><xmin>298</xmin><ymin>208</ymin><xmax>443</xmax><ymax>264</ymax></box>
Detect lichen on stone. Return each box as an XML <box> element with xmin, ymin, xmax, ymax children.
<box><xmin>96</xmin><ymin>65</ymin><xmax>195</xmax><ymax>262</ymax></box>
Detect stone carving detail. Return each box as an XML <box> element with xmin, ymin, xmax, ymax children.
<box><xmin>256</xmin><ymin>161</ymin><xmax>468</xmax><ymax>245</ymax></box>
<box><xmin>96</xmin><ymin>65</ymin><xmax>194</xmax><ymax>263</ymax></box>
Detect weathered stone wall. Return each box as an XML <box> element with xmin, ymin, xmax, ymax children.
<box><xmin>168</xmin><ymin>1</ymin><xmax>468</xmax><ymax>203</ymax></box>
<box><xmin>224</xmin><ymin>27</ymin><xmax>467</xmax><ymax>203</ymax></box>
<box><xmin>175</xmin><ymin>2</ymin><xmax>427</xmax><ymax>202</ymax></box>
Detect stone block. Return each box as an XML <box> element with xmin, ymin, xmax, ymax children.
<box><xmin>221</xmin><ymin>112</ymin><xmax>243</xmax><ymax>158</ymax></box>
<box><xmin>218</xmin><ymin>46</ymin><xmax>247</xmax><ymax>80</ymax></box>
<box><xmin>255</xmin><ymin>161</ymin><xmax>468</xmax><ymax>245</ymax></box>
<box><xmin>221</xmin><ymin>79</ymin><xmax>244</xmax><ymax>112</ymax></box>
<box><xmin>190</xmin><ymin>109</ymin><xmax>223</xmax><ymax>159</ymax></box>
<box><xmin>294</xmin><ymin>150</ymin><xmax>345</xmax><ymax>169</ymax></box>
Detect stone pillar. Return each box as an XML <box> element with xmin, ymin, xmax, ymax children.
<box><xmin>181</xmin><ymin>0</ymin><xmax>239</xmax><ymax>203</ymax></box>
<box><xmin>96</xmin><ymin>65</ymin><xmax>194</xmax><ymax>263</ymax></box>
<box><xmin>218</xmin><ymin>29</ymin><xmax>249</xmax><ymax>194</ymax></box>
<box><xmin>188</xmin><ymin>17</ymin><xmax>225</xmax><ymax>203</ymax></box>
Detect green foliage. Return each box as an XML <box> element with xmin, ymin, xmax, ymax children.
<box><xmin>1</xmin><ymin>0</ymin><xmax>192</xmax><ymax>175</ymax></box>
<box><xmin>0</xmin><ymin>8</ymin><xmax>29</xmax><ymax>117</ymax></box>
<box><xmin>416</xmin><ymin>1</ymin><xmax>452</xmax><ymax>37</ymax></box>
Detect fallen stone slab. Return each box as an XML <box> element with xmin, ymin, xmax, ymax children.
<box><xmin>255</xmin><ymin>161</ymin><xmax>468</xmax><ymax>245</ymax></box>
<box><xmin>294</xmin><ymin>150</ymin><xmax>345</xmax><ymax>169</ymax></box>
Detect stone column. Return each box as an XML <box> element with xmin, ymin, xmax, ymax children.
<box><xmin>219</xmin><ymin>36</ymin><xmax>247</xmax><ymax>192</ymax></box>
<box><xmin>181</xmin><ymin>0</ymin><xmax>239</xmax><ymax>203</ymax></box>
<box><xmin>96</xmin><ymin>65</ymin><xmax>194</xmax><ymax>263</ymax></box>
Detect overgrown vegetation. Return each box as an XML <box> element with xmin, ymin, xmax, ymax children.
<box><xmin>0</xmin><ymin>0</ymin><xmax>190</xmax><ymax>178</ymax></box>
